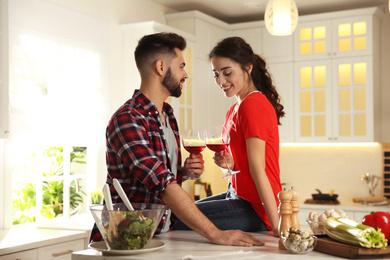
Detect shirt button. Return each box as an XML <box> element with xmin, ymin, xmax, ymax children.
<box><xmin>155</xmin><ymin>111</ymin><xmax>158</xmax><ymax>114</ymax></box>
<box><xmin>148</xmin><ymin>112</ymin><xmax>151</xmax><ymax>115</ymax></box>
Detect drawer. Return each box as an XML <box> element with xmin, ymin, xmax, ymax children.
<box><xmin>0</xmin><ymin>249</ymin><xmax>38</xmax><ymax>260</ymax></box>
<box><xmin>38</xmin><ymin>239</ymin><xmax>85</xmax><ymax>260</ymax></box>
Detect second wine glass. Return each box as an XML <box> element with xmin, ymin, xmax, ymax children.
<box><xmin>182</xmin><ymin>128</ymin><xmax>206</xmax><ymax>180</ymax></box>
<box><xmin>206</xmin><ymin>125</ymin><xmax>240</xmax><ymax>179</ymax></box>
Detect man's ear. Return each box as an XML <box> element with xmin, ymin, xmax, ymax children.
<box><xmin>155</xmin><ymin>59</ymin><xmax>165</xmax><ymax>76</ymax></box>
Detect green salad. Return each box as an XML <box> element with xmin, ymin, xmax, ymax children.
<box><xmin>104</xmin><ymin>211</ymin><xmax>156</xmax><ymax>250</ymax></box>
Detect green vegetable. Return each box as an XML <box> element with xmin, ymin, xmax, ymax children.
<box><xmin>105</xmin><ymin>211</ymin><xmax>156</xmax><ymax>250</ymax></box>
<box><xmin>325</xmin><ymin>217</ymin><xmax>387</xmax><ymax>249</ymax></box>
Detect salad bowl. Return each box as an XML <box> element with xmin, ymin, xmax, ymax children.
<box><xmin>90</xmin><ymin>203</ymin><xmax>166</xmax><ymax>251</ymax></box>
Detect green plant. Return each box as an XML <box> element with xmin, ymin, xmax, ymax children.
<box><xmin>12</xmin><ymin>146</ymin><xmax>87</xmax><ymax>225</ymax></box>
<box><xmin>89</xmin><ymin>190</ymin><xmax>103</xmax><ymax>204</ymax></box>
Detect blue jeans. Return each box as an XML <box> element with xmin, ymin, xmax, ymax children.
<box><xmin>172</xmin><ymin>184</ymin><xmax>269</xmax><ymax>231</ymax></box>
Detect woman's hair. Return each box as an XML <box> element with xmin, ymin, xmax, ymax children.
<box><xmin>209</xmin><ymin>37</ymin><xmax>285</xmax><ymax>125</ymax></box>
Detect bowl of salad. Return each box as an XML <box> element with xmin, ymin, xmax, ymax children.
<box><xmin>90</xmin><ymin>203</ymin><xmax>166</xmax><ymax>250</ymax></box>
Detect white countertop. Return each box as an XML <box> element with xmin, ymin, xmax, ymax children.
<box><xmin>299</xmin><ymin>200</ymin><xmax>390</xmax><ymax>211</ymax></box>
<box><xmin>72</xmin><ymin>230</ymin><xmax>344</xmax><ymax>260</ymax></box>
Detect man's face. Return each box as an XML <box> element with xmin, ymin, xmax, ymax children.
<box><xmin>162</xmin><ymin>48</ymin><xmax>188</xmax><ymax>97</ymax></box>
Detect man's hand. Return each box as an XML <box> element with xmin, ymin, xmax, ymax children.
<box><xmin>183</xmin><ymin>153</ymin><xmax>204</xmax><ymax>179</ymax></box>
<box><xmin>209</xmin><ymin>230</ymin><xmax>265</xmax><ymax>247</ymax></box>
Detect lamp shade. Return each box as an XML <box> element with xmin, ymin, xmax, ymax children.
<box><xmin>265</xmin><ymin>0</ymin><xmax>299</xmax><ymax>36</ymax></box>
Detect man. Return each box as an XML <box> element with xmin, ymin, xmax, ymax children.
<box><xmin>90</xmin><ymin>32</ymin><xmax>263</xmax><ymax>246</ymax></box>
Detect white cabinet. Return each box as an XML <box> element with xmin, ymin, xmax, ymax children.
<box><xmin>294</xmin><ymin>9</ymin><xmax>381</xmax><ymax>61</ymax></box>
<box><xmin>294</xmin><ymin>56</ymin><xmax>377</xmax><ymax>142</ymax></box>
<box><xmin>0</xmin><ymin>249</ymin><xmax>37</xmax><ymax>260</ymax></box>
<box><xmin>38</xmin><ymin>239</ymin><xmax>85</xmax><ymax>260</ymax></box>
<box><xmin>262</xmin><ymin>29</ymin><xmax>293</xmax><ymax>64</ymax></box>
<box><xmin>293</xmin><ymin>8</ymin><xmax>383</xmax><ymax>142</ymax></box>
<box><xmin>269</xmin><ymin>63</ymin><xmax>294</xmax><ymax>142</ymax></box>
<box><xmin>0</xmin><ymin>239</ymin><xmax>84</xmax><ymax>260</ymax></box>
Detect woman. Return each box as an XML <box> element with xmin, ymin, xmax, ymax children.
<box><xmin>174</xmin><ymin>36</ymin><xmax>284</xmax><ymax>237</ymax></box>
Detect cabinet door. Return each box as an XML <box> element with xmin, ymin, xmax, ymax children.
<box><xmin>268</xmin><ymin>63</ymin><xmax>294</xmax><ymax>142</ymax></box>
<box><xmin>230</xmin><ymin>27</ymin><xmax>262</xmax><ymax>55</ymax></box>
<box><xmin>332</xmin><ymin>56</ymin><xmax>374</xmax><ymax>142</ymax></box>
<box><xmin>262</xmin><ymin>29</ymin><xmax>293</xmax><ymax>63</ymax></box>
<box><xmin>294</xmin><ymin>20</ymin><xmax>332</xmax><ymax>61</ymax></box>
<box><xmin>38</xmin><ymin>239</ymin><xmax>85</xmax><ymax>260</ymax></box>
<box><xmin>294</xmin><ymin>60</ymin><xmax>333</xmax><ymax>142</ymax></box>
<box><xmin>331</xmin><ymin>16</ymin><xmax>373</xmax><ymax>58</ymax></box>
<box><xmin>0</xmin><ymin>249</ymin><xmax>37</xmax><ymax>260</ymax></box>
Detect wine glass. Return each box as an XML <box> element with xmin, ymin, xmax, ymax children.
<box><xmin>206</xmin><ymin>125</ymin><xmax>240</xmax><ymax>179</ymax></box>
<box><xmin>182</xmin><ymin>128</ymin><xmax>206</xmax><ymax>180</ymax></box>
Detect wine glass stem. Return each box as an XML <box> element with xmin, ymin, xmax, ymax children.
<box><xmin>224</xmin><ymin>158</ymin><xmax>232</xmax><ymax>173</ymax></box>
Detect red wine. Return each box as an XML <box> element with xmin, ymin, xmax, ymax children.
<box><xmin>184</xmin><ymin>145</ymin><xmax>205</xmax><ymax>153</ymax></box>
<box><xmin>206</xmin><ymin>143</ymin><xmax>228</xmax><ymax>153</ymax></box>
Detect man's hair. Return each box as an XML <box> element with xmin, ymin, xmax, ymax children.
<box><xmin>134</xmin><ymin>32</ymin><xmax>186</xmax><ymax>71</ymax></box>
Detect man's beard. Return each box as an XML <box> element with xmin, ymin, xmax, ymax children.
<box><xmin>162</xmin><ymin>68</ymin><xmax>182</xmax><ymax>98</ymax></box>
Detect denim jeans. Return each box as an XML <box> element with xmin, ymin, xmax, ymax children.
<box><xmin>172</xmin><ymin>184</ymin><xmax>269</xmax><ymax>231</ymax></box>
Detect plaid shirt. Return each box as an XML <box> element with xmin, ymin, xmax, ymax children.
<box><xmin>90</xmin><ymin>90</ymin><xmax>183</xmax><ymax>243</ymax></box>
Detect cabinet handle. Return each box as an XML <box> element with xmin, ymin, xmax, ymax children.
<box><xmin>52</xmin><ymin>250</ymin><xmax>74</xmax><ymax>257</ymax></box>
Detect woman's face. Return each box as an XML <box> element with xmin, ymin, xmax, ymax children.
<box><xmin>210</xmin><ymin>56</ymin><xmax>252</xmax><ymax>99</ymax></box>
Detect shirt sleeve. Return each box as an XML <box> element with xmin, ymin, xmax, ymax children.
<box><xmin>238</xmin><ymin>95</ymin><xmax>275</xmax><ymax>142</ymax></box>
<box><xmin>106</xmin><ymin>111</ymin><xmax>177</xmax><ymax>200</ymax></box>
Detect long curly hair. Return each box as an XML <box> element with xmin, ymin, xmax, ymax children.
<box><xmin>209</xmin><ymin>37</ymin><xmax>285</xmax><ymax>125</ymax></box>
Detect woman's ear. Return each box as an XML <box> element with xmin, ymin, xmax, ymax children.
<box><xmin>245</xmin><ymin>64</ymin><xmax>253</xmax><ymax>74</ymax></box>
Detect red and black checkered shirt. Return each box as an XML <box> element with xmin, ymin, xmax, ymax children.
<box><xmin>89</xmin><ymin>90</ymin><xmax>183</xmax><ymax>243</ymax></box>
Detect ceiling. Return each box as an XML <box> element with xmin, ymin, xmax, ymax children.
<box><xmin>152</xmin><ymin>0</ymin><xmax>388</xmax><ymax>23</ymax></box>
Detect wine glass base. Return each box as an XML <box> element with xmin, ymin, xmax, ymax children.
<box><xmin>221</xmin><ymin>170</ymin><xmax>240</xmax><ymax>179</ymax></box>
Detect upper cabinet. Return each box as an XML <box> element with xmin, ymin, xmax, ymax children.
<box><xmin>293</xmin><ymin>8</ymin><xmax>384</xmax><ymax>142</ymax></box>
<box><xmin>294</xmin><ymin>8</ymin><xmax>382</xmax><ymax>61</ymax></box>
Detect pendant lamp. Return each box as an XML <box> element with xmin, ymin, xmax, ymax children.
<box><xmin>264</xmin><ymin>0</ymin><xmax>299</xmax><ymax>36</ymax></box>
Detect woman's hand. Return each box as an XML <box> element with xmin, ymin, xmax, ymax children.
<box><xmin>183</xmin><ymin>153</ymin><xmax>204</xmax><ymax>179</ymax></box>
<box><xmin>213</xmin><ymin>150</ymin><xmax>234</xmax><ymax>170</ymax></box>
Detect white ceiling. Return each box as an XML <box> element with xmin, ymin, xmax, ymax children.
<box><xmin>152</xmin><ymin>0</ymin><xmax>388</xmax><ymax>23</ymax></box>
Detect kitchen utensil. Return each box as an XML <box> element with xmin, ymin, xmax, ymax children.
<box><xmin>312</xmin><ymin>189</ymin><xmax>338</xmax><ymax>201</ymax></box>
<box><xmin>315</xmin><ymin>237</ymin><xmax>390</xmax><ymax>259</ymax></box>
<box><xmin>113</xmin><ymin>178</ymin><xmax>134</xmax><ymax>211</ymax></box>
<box><xmin>352</xmin><ymin>196</ymin><xmax>387</xmax><ymax>203</ymax></box>
<box><xmin>102</xmin><ymin>183</ymin><xmax>113</xmax><ymax>210</ymax></box>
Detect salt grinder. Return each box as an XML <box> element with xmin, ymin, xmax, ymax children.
<box><xmin>290</xmin><ymin>187</ymin><xmax>300</xmax><ymax>230</ymax></box>
<box><xmin>278</xmin><ymin>188</ymin><xmax>292</xmax><ymax>236</ymax></box>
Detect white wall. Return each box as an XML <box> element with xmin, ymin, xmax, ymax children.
<box><xmin>279</xmin><ymin>144</ymin><xmax>383</xmax><ymax>202</ymax></box>
<box><xmin>45</xmin><ymin>0</ymin><xmax>176</xmax><ymax>114</ymax></box>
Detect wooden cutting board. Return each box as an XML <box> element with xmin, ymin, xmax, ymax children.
<box><xmin>315</xmin><ymin>236</ymin><xmax>390</xmax><ymax>259</ymax></box>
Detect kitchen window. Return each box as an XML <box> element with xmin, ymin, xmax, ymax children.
<box><xmin>1</xmin><ymin>0</ymin><xmax>110</xmax><ymax>229</ymax></box>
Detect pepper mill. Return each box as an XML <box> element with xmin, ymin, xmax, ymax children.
<box><xmin>290</xmin><ymin>187</ymin><xmax>300</xmax><ymax>230</ymax></box>
<box><xmin>278</xmin><ymin>188</ymin><xmax>292</xmax><ymax>236</ymax></box>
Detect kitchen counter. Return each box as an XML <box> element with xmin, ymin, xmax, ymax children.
<box><xmin>0</xmin><ymin>224</ymin><xmax>89</xmax><ymax>256</ymax></box>
<box><xmin>72</xmin><ymin>230</ymin><xmax>344</xmax><ymax>259</ymax></box>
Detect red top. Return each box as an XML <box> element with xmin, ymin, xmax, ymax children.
<box><xmin>225</xmin><ymin>92</ymin><xmax>282</xmax><ymax>231</ymax></box>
